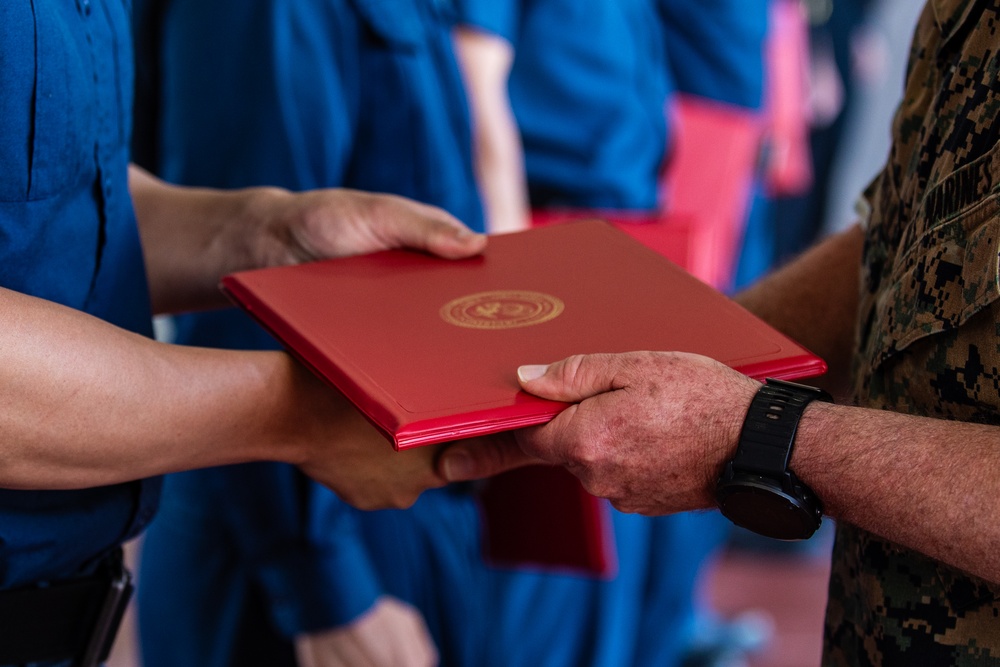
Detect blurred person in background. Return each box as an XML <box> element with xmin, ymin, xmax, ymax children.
<box><xmin>821</xmin><ymin>0</ymin><xmax>925</xmax><ymax>236</ymax></box>
<box><xmin>769</xmin><ymin>0</ymin><xmax>875</xmax><ymax>265</ymax></box>
<box><xmin>452</xmin><ymin>1</ymin><xmax>772</xmax><ymax>665</ymax></box>
<box><xmin>132</xmin><ymin>1</ymin><xmax>489</xmax><ymax>665</ymax></box>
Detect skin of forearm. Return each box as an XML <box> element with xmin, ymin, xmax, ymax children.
<box><xmin>0</xmin><ymin>286</ymin><xmax>308</xmax><ymax>489</ymax></box>
<box><xmin>453</xmin><ymin>27</ymin><xmax>530</xmax><ymax>234</ymax></box>
<box><xmin>794</xmin><ymin>400</ymin><xmax>1000</xmax><ymax>584</ymax></box>
<box><xmin>129</xmin><ymin>165</ymin><xmax>289</xmax><ymax>314</ymax></box>
<box><xmin>735</xmin><ymin>224</ymin><xmax>864</xmax><ymax>398</ymax></box>
<box><xmin>733</xmin><ymin>225</ymin><xmax>1000</xmax><ymax>582</ymax></box>
<box><xmin>472</xmin><ymin>106</ymin><xmax>531</xmax><ymax>234</ymax></box>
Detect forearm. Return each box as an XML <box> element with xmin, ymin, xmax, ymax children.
<box><xmin>472</xmin><ymin>111</ymin><xmax>530</xmax><ymax>235</ymax></box>
<box><xmin>731</xmin><ymin>225</ymin><xmax>994</xmax><ymax>572</ymax></box>
<box><xmin>453</xmin><ymin>27</ymin><xmax>530</xmax><ymax>234</ymax></box>
<box><xmin>736</xmin><ymin>224</ymin><xmax>863</xmax><ymax>397</ymax></box>
<box><xmin>794</xmin><ymin>400</ymin><xmax>1000</xmax><ymax>584</ymax></box>
<box><xmin>0</xmin><ymin>286</ymin><xmax>307</xmax><ymax>489</ymax></box>
<box><xmin>130</xmin><ymin>166</ymin><xmax>487</xmax><ymax>314</ymax></box>
<box><xmin>129</xmin><ymin>165</ymin><xmax>290</xmax><ymax>314</ymax></box>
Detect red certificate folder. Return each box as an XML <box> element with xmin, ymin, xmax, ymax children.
<box><xmin>221</xmin><ymin>220</ymin><xmax>825</xmax><ymax>448</ymax></box>
<box><xmin>222</xmin><ymin>220</ymin><xmax>826</xmax><ymax>576</ymax></box>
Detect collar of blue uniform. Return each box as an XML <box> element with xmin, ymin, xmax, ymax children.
<box><xmin>931</xmin><ymin>0</ymin><xmax>981</xmax><ymax>43</ymax></box>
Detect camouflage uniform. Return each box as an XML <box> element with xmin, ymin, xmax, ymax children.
<box><xmin>825</xmin><ymin>0</ymin><xmax>1000</xmax><ymax>663</ymax></box>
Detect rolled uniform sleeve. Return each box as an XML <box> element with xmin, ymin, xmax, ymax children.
<box><xmin>453</xmin><ymin>0</ymin><xmax>519</xmax><ymax>41</ymax></box>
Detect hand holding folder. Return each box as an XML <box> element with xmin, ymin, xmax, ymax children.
<box><xmin>222</xmin><ymin>220</ymin><xmax>824</xmax><ymax>448</ymax></box>
<box><xmin>222</xmin><ymin>220</ymin><xmax>825</xmax><ymax>574</ymax></box>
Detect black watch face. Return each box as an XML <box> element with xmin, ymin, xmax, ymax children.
<box><xmin>717</xmin><ymin>482</ymin><xmax>820</xmax><ymax>541</ymax></box>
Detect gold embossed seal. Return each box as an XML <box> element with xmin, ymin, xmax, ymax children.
<box><xmin>440</xmin><ymin>290</ymin><xmax>564</xmax><ymax>330</ymax></box>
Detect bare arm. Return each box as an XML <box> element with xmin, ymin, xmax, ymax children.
<box><xmin>794</xmin><ymin>397</ymin><xmax>1000</xmax><ymax>585</ymax></box>
<box><xmin>0</xmin><ymin>285</ymin><xmax>282</xmax><ymax>488</ymax></box>
<box><xmin>0</xmin><ymin>285</ymin><xmax>446</xmax><ymax>507</ymax></box>
<box><xmin>3</xmin><ymin>174</ymin><xmax>488</xmax><ymax>506</ymax></box>
<box><xmin>129</xmin><ymin>165</ymin><xmax>485</xmax><ymax>313</ymax></box>
<box><xmin>441</xmin><ymin>351</ymin><xmax>1000</xmax><ymax>584</ymax></box>
<box><xmin>452</xmin><ymin>27</ymin><xmax>530</xmax><ymax>234</ymax></box>
<box><xmin>736</xmin><ymin>223</ymin><xmax>864</xmax><ymax>397</ymax></box>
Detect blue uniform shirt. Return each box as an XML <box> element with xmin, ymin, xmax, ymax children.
<box><xmin>151</xmin><ymin>0</ymin><xmax>483</xmax><ymax>226</ymax></box>
<box><xmin>456</xmin><ymin>0</ymin><xmax>768</xmax><ymax>211</ymax></box>
<box><xmin>0</xmin><ymin>0</ymin><xmax>158</xmax><ymax>588</ymax></box>
<box><xmin>657</xmin><ymin>0</ymin><xmax>768</xmax><ymax>110</ymax></box>
<box><xmin>458</xmin><ymin>0</ymin><xmax>670</xmax><ymax>210</ymax></box>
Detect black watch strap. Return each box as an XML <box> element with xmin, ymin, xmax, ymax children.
<box><xmin>716</xmin><ymin>378</ymin><xmax>833</xmax><ymax>540</ymax></box>
<box><xmin>731</xmin><ymin>378</ymin><xmax>832</xmax><ymax>478</ymax></box>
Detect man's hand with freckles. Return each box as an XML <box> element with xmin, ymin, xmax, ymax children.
<box><xmin>439</xmin><ymin>351</ymin><xmax>760</xmax><ymax>515</ymax></box>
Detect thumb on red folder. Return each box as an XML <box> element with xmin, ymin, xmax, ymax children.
<box><xmin>515</xmin><ymin>355</ymin><xmax>626</xmax><ymax>402</ymax></box>
<box><xmin>438</xmin><ymin>355</ymin><xmax>616</xmax><ymax>483</ymax></box>
<box><xmin>478</xmin><ymin>352</ymin><xmax>757</xmax><ymax>515</ymax></box>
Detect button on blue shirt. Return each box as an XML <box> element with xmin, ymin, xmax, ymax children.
<box><xmin>0</xmin><ymin>0</ymin><xmax>158</xmax><ymax>588</ymax></box>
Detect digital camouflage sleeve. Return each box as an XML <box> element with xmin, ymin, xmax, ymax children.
<box><xmin>827</xmin><ymin>0</ymin><xmax>1000</xmax><ymax>664</ymax></box>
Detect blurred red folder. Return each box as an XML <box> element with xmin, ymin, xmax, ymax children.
<box><xmin>222</xmin><ymin>220</ymin><xmax>825</xmax><ymax>575</ymax></box>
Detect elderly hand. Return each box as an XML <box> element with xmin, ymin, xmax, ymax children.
<box><xmin>295</xmin><ymin>597</ymin><xmax>439</xmax><ymax>667</ymax></box>
<box><xmin>439</xmin><ymin>351</ymin><xmax>760</xmax><ymax>515</ymax></box>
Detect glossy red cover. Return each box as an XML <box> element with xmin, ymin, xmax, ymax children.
<box><xmin>222</xmin><ymin>220</ymin><xmax>825</xmax><ymax>450</ymax></box>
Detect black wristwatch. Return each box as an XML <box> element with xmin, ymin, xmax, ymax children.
<box><xmin>716</xmin><ymin>378</ymin><xmax>832</xmax><ymax>541</ymax></box>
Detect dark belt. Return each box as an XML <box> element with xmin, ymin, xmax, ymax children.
<box><xmin>0</xmin><ymin>549</ymin><xmax>133</xmax><ymax>667</ymax></box>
